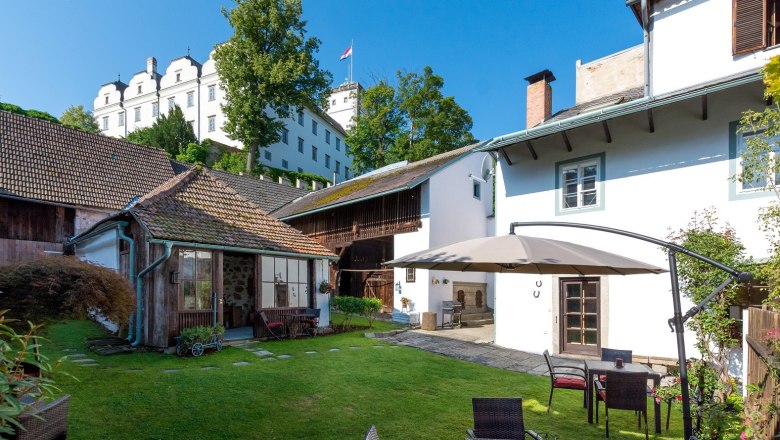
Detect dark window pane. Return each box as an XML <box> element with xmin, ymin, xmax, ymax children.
<box><xmin>567</xmin><ymin>330</ymin><xmax>581</xmax><ymax>344</ymax></box>
<box><xmin>582</xmin><ymin>190</ymin><xmax>597</xmax><ymax>206</ymax></box>
<box><xmin>564</xmin><ymin>194</ymin><xmax>578</xmax><ymax>208</ymax></box>
<box><xmin>584</xmin><ymin>315</ymin><xmax>598</xmax><ymax>329</ymax></box>
<box><xmin>182</xmin><ymin>250</ymin><xmax>195</xmax><ymax>278</ymax></box>
<box><xmin>197</xmin><ymin>251</ymin><xmax>212</xmax><ymax>280</ymax></box>
<box><xmin>275</xmin><ymin>284</ymin><xmax>288</xmax><ymax>307</ymax></box>
<box><xmin>584</xmin><ymin>330</ymin><xmax>598</xmax><ymax>345</ymax></box>
<box><xmin>566</xmin><ymin>284</ymin><xmax>581</xmax><ymax>298</ymax></box>
<box><xmin>584</xmin><ymin>299</ymin><xmax>598</xmax><ymax>313</ymax></box>
<box><xmin>567</xmin><ymin>299</ymin><xmax>581</xmax><ymax>313</ymax></box>
<box><xmin>181</xmin><ymin>280</ymin><xmax>195</xmax><ymax>309</ymax></box>
<box><xmin>196</xmin><ymin>280</ymin><xmax>212</xmax><ymax>309</ymax></box>
<box><xmin>566</xmin><ymin>315</ymin><xmax>582</xmax><ymax>328</ymax></box>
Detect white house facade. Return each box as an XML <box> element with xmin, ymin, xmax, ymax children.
<box><xmin>478</xmin><ymin>0</ymin><xmax>778</xmax><ymax>369</ymax></box>
<box><xmin>93</xmin><ymin>52</ymin><xmax>359</xmax><ymax>182</ymax></box>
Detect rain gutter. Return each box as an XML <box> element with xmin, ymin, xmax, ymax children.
<box><xmin>146</xmin><ymin>239</ymin><xmax>338</xmax><ymax>261</ymax></box>
<box><xmin>476</xmin><ymin>72</ymin><xmax>762</xmax><ymax>152</ymax></box>
<box><xmin>116</xmin><ymin>223</ymin><xmax>136</xmax><ymax>342</ymax></box>
<box><xmin>132</xmin><ymin>242</ymin><xmax>172</xmax><ymax>347</ymax></box>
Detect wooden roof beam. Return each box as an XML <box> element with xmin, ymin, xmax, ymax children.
<box><xmin>499</xmin><ymin>147</ymin><xmax>512</xmax><ymax>166</ymax></box>
<box><xmin>647</xmin><ymin>109</ymin><xmax>655</xmax><ymax>133</ymax></box>
<box><xmin>602</xmin><ymin>120</ymin><xmax>612</xmax><ymax>143</ymax></box>
<box><xmin>702</xmin><ymin>94</ymin><xmax>708</xmax><ymax>121</ymax></box>
<box><xmin>526</xmin><ymin>141</ymin><xmax>538</xmax><ymax>160</ymax></box>
<box><xmin>561</xmin><ymin>131</ymin><xmax>572</xmax><ymax>152</ymax></box>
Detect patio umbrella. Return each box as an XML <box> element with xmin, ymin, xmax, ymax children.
<box><xmin>384</xmin><ymin>233</ymin><xmax>667</xmax><ymax>275</ymax></box>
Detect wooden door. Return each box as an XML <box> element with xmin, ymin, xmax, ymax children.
<box><xmin>560</xmin><ymin>278</ymin><xmax>600</xmax><ymax>355</ymax></box>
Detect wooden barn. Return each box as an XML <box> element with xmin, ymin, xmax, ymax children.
<box><xmin>70</xmin><ymin>167</ymin><xmax>335</xmax><ymax>348</ymax></box>
<box><xmin>0</xmin><ymin>109</ymin><xmax>176</xmax><ymax>266</ymax></box>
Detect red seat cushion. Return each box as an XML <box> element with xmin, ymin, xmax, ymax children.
<box><xmin>268</xmin><ymin>321</ymin><xmax>284</xmax><ymax>328</ymax></box>
<box><xmin>597</xmin><ymin>388</ymin><xmax>607</xmax><ymax>401</ymax></box>
<box><xmin>553</xmin><ymin>377</ymin><xmax>586</xmax><ymax>390</ymax></box>
<box><xmin>599</xmin><ymin>374</ymin><xmax>607</xmax><ymax>382</ymax></box>
<box><xmin>304</xmin><ymin>319</ymin><xmax>318</xmax><ymax>325</ymax></box>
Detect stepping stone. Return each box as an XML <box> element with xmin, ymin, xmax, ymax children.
<box><xmin>163</xmin><ymin>369</ymin><xmax>179</xmax><ymax>373</ymax></box>
<box><xmin>372</xmin><ymin>345</ymin><xmax>384</xmax><ymax>348</ymax></box>
<box><xmin>252</xmin><ymin>350</ymin><xmax>274</xmax><ymax>356</ymax></box>
<box><xmin>277</xmin><ymin>354</ymin><xmax>292</xmax><ymax>359</ymax></box>
<box><xmin>201</xmin><ymin>366</ymin><xmax>218</xmax><ymax>370</ymax></box>
<box><xmin>62</xmin><ymin>349</ymin><xmax>77</xmax><ymax>352</ymax></box>
<box><xmin>389</xmin><ymin>346</ymin><xmax>399</xmax><ymax>349</ymax></box>
<box><xmin>261</xmin><ymin>357</ymin><xmax>277</xmax><ymax>361</ymax></box>
<box><xmin>126</xmin><ymin>368</ymin><xmax>143</xmax><ymax>372</ymax></box>
<box><xmin>71</xmin><ymin>358</ymin><xmax>96</xmax><ymax>363</ymax></box>
<box><xmin>305</xmin><ymin>351</ymin><xmax>317</xmax><ymax>354</ymax></box>
<box><xmin>350</xmin><ymin>346</ymin><xmax>361</xmax><ymax>349</ymax></box>
<box><xmin>79</xmin><ymin>363</ymin><xmax>98</xmax><ymax>367</ymax></box>
<box><xmin>329</xmin><ymin>348</ymin><xmax>340</xmax><ymax>352</ymax></box>
<box><xmin>232</xmin><ymin>362</ymin><xmax>250</xmax><ymax>366</ymax></box>
<box><xmin>68</xmin><ymin>353</ymin><xmax>87</xmax><ymax>358</ymax></box>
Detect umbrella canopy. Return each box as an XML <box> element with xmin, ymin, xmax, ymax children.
<box><xmin>384</xmin><ymin>234</ymin><xmax>666</xmax><ymax>275</ymax></box>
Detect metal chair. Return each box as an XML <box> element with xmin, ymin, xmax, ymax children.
<box><xmin>363</xmin><ymin>424</ymin><xmax>379</xmax><ymax>440</ymax></box>
<box><xmin>466</xmin><ymin>397</ymin><xmax>543</xmax><ymax>440</ymax></box>
<box><xmin>12</xmin><ymin>394</ymin><xmax>70</xmax><ymax>440</ymax></box>
<box><xmin>595</xmin><ymin>370</ymin><xmax>649</xmax><ymax>440</ymax></box>
<box><xmin>258</xmin><ymin>311</ymin><xmax>286</xmax><ymax>340</ymax></box>
<box><xmin>543</xmin><ymin>350</ymin><xmax>587</xmax><ymax>412</ymax></box>
<box><xmin>303</xmin><ymin>308</ymin><xmax>320</xmax><ymax>336</ymax></box>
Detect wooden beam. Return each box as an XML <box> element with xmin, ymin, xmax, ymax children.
<box><xmin>701</xmin><ymin>94</ymin><xmax>708</xmax><ymax>120</ymax></box>
<box><xmin>499</xmin><ymin>147</ymin><xmax>513</xmax><ymax>166</ymax></box>
<box><xmin>561</xmin><ymin>131</ymin><xmax>572</xmax><ymax>152</ymax></box>
<box><xmin>602</xmin><ymin>120</ymin><xmax>612</xmax><ymax>143</ymax></box>
<box><xmin>525</xmin><ymin>141</ymin><xmax>538</xmax><ymax>160</ymax></box>
<box><xmin>647</xmin><ymin>109</ymin><xmax>655</xmax><ymax>133</ymax></box>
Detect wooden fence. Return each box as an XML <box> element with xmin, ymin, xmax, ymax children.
<box><xmin>177</xmin><ymin>311</ymin><xmax>214</xmax><ymax>333</ymax></box>
<box><xmin>745</xmin><ymin>306</ymin><xmax>780</xmax><ymax>439</ymax></box>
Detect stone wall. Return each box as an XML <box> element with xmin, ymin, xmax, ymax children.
<box><xmin>223</xmin><ymin>253</ymin><xmax>254</xmax><ymax>328</ymax></box>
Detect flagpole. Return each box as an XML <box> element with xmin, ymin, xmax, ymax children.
<box><xmin>350</xmin><ymin>39</ymin><xmax>353</xmax><ymax>84</ymax></box>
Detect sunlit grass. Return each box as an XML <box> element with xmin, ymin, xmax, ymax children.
<box><xmin>41</xmin><ymin>317</ymin><xmax>684</xmax><ymax>439</ymax></box>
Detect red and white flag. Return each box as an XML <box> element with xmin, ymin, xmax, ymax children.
<box><xmin>339</xmin><ymin>44</ymin><xmax>352</xmax><ymax>61</ymax></box>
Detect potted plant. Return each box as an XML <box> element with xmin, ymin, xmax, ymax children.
<box><xmin>318</xmin><ymin>280</ymin><xmax>332</xmax><ymax>294</ymax></box>
<box><xmin>400</xmin><ymin>296</ymin><xmax>411</xmax><ymax>311</ymax></box>
<box><xmin>176</xmin><ymin>324</ymin><xmax>225</xmax><ymax>357</ymax></box>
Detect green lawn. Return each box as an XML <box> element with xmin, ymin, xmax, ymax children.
<box><xmin>40</xmin><ymin>317</ymin><xmax>684</xmax><ymax>439</ymax></box>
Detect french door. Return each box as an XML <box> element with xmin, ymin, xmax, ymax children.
<box><xmin>560</xmin><ymin>278</ymin><xmax>600</xmax><ymax>355</ymax></box>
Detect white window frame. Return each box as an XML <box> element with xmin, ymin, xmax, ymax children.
<box><xmin>102</xmin><ymin>116</ymin><xmax>108</xmax><ymax>130</ymax></box>
<box><xmin>473</xmin><ymin>181</ymin><xmax>481</xmax><ymax>200</ymax></box>
<box><xmin>137</xmin><ymin>84</ymin><xmax>142</xmax><ymax>94</ymax></box>
<box><xmin>134</xmin><ymin>107</ymin><xmax>141</xmax><ymax>122</ymax></box>
<box><xmin>736</xmin><ymin>128</ymin><xmax>780</xmax><ymax>193</ymax></box>
<box><xmin>556</xmin><ymin>154</ymin><xmax>604</xmax><ymax>214</ymax></box>
<box><xmin>187</xmin><ymin>91</ymin><xmax>194</xmax><ymax>108</ymax></box>
<box><xmin>264</xmin><ymin>150</ymin><xmax>272</xmax><ymax>161</ymax></box>
<box><xmin>312</xmin><ymin>120</ymin><xmax>318</xmax><ymax>135</ymax></box>
<box><xmin>168</xmin><ymin>97</ymin><xmax>175</xmax><ymax>111</ymax></box>
<box><xmin>325</xmin><ymin>154</ymin><xmax>331</xmax><ymax>169</ymax></box>
<box><xmin>208</xmin><ymin>85</ymin><xmax>216</xmax><ymax>101</ymax></box>
<box><xmin>336</xmin><ymin>138</ymin><xmax>341</xmax><ymax>151</ymax></box>
<box><xmin>152</xmin><ymin>102</ymin><xmax>159</xmax><ymax>117</ymax></box>
<box><xmin>298</xmin><ymin>137</ymin><xmax>304</xmax><ymax>153</ymax></box>
<box><xmin>281</xmin><ymin>128</ymin><xmax>289</xmax><ymax>144</ymax></box>
<box><xmin>208</xmin><ymin>115</ymin><xmax>216</xmax><ymax>132</ymax></box>
<box><xmin>325</xmin><ymin>130</ymin><xmax>331</xmax><ymax>144</ymax></box>
<box><xmin>282</xmin><ymin>159</ymin><xmax>289</xmax><ymax>169</ymax></box>
<box><xmin>118</xmin><ymin>112</ymin><xmax>124</xmax><ymax>127</ymax></box>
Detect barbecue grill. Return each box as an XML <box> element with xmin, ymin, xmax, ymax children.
<box><xmin>441</xmin><ymin>300</ymin><xmax>462</xmax><ymax>328</ymax></box>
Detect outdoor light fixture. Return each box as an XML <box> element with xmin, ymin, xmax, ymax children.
<box><xmin>395</xmin><ymin>281</ymin><xmax>402</xmax><ymax>293</ymax></box>
<box><xmin>169</xmin><ymin>270</ymin><xmax>179</xmax><ymax>284</ymax></box>
<box><xmin>431</xmin><ymin>276</ymin><xmax>440</xmax><ymax>285</ymax></box>
<box><xmin>443</xmin><ymin>278</ymin><xmax>450</xmax><ymax>284</ymax></box>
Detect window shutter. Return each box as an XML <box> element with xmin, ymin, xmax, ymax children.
<box><xmin>733</xmin><ymin>0</ymin><xmax>766</xmax><ymax>55</ymax></box>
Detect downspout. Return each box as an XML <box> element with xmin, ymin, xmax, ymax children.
<box><xmin>131</xmin><ymin>242</ymin><xmax>173</xmax><ymax>347</ymax></box>
<box><xmin>115</xmin><ymin>223</ymin><xmax>136</xmax><ymax>342</ymax></box>
<box><xmin>641</xmin><ymin>0</ymin><xmax>651</xmax><ymax>97</ymax></box>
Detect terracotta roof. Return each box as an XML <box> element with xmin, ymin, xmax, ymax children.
<box><xmin>274</xmin><ymin>142</ymin><xmax>482</xmax><ymax>219</ymax></box>
<box><xmin>130</xmin><ymin>167</ymin><xmax>334</xmax><ymax>257</ymax></box>
<box><xmin>0</xmin><ymin>110</ymin><xmax>176</xmax><ymax>210</ymax></box>
<box><xmin>207</xmin><ymin>168</ymin><xmax>309</xmax><ymax>213</ymax></box>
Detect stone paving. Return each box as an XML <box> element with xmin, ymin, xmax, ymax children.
<box><xmin>375</xmin><ymin>327</ymin><xmax>583</xmax><ymax>376</ymax></box>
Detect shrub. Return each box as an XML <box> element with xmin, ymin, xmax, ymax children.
<box><xmin>332</xmin><ymin>296</ymin><xmax>365</xmax><ymax>331</ymax></box>
<box><xmin>0</xmin><ymin>257</ymin><xmax>134</xmax><ymax>328</ymax></box>
<box><xmin>363</xmin><ymin>297</ymin><xmax>382</xmax><ymax>328</ymax></box>
<box><xmin>0</xmin><ymin>311</ymin><xmax>63</xmax><ymax>436</ymax></box>
<box><xmin>177</xmin><ymin>325</ymin><xmax>225</xmax><ymax>356</ymax></box>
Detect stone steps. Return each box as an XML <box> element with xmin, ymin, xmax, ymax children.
<box><xmin>460</xmin><ymin>310</ymin><xmax>494</xmax><ymax>327</ymax></box>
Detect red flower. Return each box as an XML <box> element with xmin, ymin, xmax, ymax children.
<box><xmin>677</xmin><ymin>395</ymin><xmax>683</xmax><ymax>401</ymax></box>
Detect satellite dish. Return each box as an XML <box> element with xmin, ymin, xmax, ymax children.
<box><xmin>480</xmin><ymin>154</ymin><xmax>495</xmax><ymax>181</ymax></box>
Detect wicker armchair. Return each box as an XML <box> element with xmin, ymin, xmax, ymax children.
<box><xmin>543</xmin><ymin>350</ymin><xmax>587</xmax><ymax>412</ymax></box>
<box><xmin>12</xmin><ymin>394</ymin><xmax>70</xmax><ymax>440</ymax></box>
<box><xmin>363</xmin><ymin>424</ymin><xmax>379</xmax><ymax>440</ymax></box>
<box><xmin>595</xmin><ymin>371</ymin><xmax>648</xmax><ymax>439</ymax></box>
<box><xmin>466</xmin><ymin>397</ymin><xmax>543</xmax><ymax>440</ymax></box>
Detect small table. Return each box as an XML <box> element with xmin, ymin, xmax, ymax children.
<box><xmin>584</xmin><ymin>359</ymin><xmax>662</xmax><ymax>434</ymax></box>
<box><xmin>283</xmin><ymin>312</ymin><xmax>317</xmax><ymax>339</ymax></box>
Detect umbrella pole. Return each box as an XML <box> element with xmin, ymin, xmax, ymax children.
<box><xmin>668</xmin><ymin>251</ymin><xmax>693</xmax><ymax>440</ymax></box>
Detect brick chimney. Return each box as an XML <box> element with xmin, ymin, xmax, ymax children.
<box><xmin>524</xmin><ymin>69</ymin><xmax>555</xmax><ymax>128</ymax></box>
<box><xmin>146</xmin><ymin>57</ymin><xmax>157</xmax><ymax>76</ymax></box>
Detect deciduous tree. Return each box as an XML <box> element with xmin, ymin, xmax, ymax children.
<box><xmin>346</xmin><ymin>66</ymin><xmax>476</xmax><ymax>173</ymax></box>
<box><xmin>214</xmin><ymin>0</ymin><xmax>332</xmax><ymax>172</ymax></box>
<box><xmin>60</xmin><ymin>104</ymin><xmax>100</xmax><ymax>133</ymax></box>
<box><xmin>126</xmin><ymin>105</ymin><xmax>196</xmax><ymax>157</ymax></box>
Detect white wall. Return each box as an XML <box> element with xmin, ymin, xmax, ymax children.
<box><xmin>74</xmin><ymin>229</ymin><xmax>119</xmax><ymax>270</ymax></box>
<box><xmin>314</xmin><ymin>258</ymin><xmax>330</xmax><ymax>327</ymax></box>
<box><xmin>494</xmin><ymin>80</ymin><xmax>769</xmax><ymax>358</ymax></box>
<box><xmin>651</xmin><ymin>0</ymin><xmax>780</xmax><ymax>95</ymax></box>
<box><xmin>94</xmin><ymin>52</ymin><xmax>355</xmax><ymax>181</ymax></box>
<box><xmin>392</xmin><ymin>152</ymin><xmax>495</xmax><ymax>319</ymax></box>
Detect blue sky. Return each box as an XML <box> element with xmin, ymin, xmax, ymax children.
<box><xmin>0</xmin><ymin>1</ymin><xmax>641</xmax><ymax>141</ymax></box>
